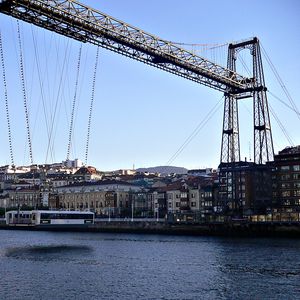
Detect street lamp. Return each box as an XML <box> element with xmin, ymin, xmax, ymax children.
<box><xmin>153</xmin><ymin>194</ymin><xmax>156</xmax><ymax>221</ymax></box>
<box><xmin>108</xmin><ymin>201</ymin><xmax>111</xmax><ymax>222</ymax></box>
<box><xmin>4</xmin><ymin>199</ymin><xmax>6</xmax><ymax>217</ymax></box>
<box><xmin>131</xmin><ymin>197</ymin><xmax>134</xmax><ymax>222</ymax></box>
<box><xmin>15</xmin><ymin>188</ymin><xmax>20</xmax><ymax>224</ymax></box>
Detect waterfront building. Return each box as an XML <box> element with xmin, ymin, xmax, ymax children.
<box><xmin>160</xmin><ymin>177</ymin><xmax>216</xmax><ymax>220</ymax></box>
<box><xmin>0</xmin><ymin>194</ymin><xmax>9</xmax><ymax>210</ymax></box>
<box><xmin>189</xmin><ymin>188</ymin><xmax>201</xmax><ymax>211</ymax></box>
<box><xmin>165</xmin><ymin>180</ymin><xmax>203</xmax><ymax>214</ymax></box>
<box><xmin>130</xmin><ymin>191</ymin><xmax>150</xmax><ymax>217</ymax></box>
<box><xmin>56</xmin><ymin>180</ymin><xmax>143</xmax><ymax>216</ymax></box>
<box><xmin>2</xmin><ymin>152</ymin><xmax>300</xmax><ymax>223</ymax></box>
<box><xmin>199</xmin><ymin>185</ymin><xmax>214</xmax><ymax>217</ymax></box>
<box><xmin>218</xmin><ymin>161</ymin><xmax>272</xmax><ymax>216</ymax></box>
<box><xmin>271</xmin><ymin>146</ymin><xmax>300</xmax><ymax>221</ymax></box>
<box><xmin>152</xmin><ymin>189</ymin><xmax>167</xmax><ymax>218</ymax></box>
<box><xmin>5</xmin><ymin>186</ymin><xmax>41</xmax><ymax>208</ymax></box>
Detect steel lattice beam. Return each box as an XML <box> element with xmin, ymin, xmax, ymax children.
<box><xmin>0</xmin><ymin>0</ymin><xmax>253</xmax><ymax>92</ymax></box>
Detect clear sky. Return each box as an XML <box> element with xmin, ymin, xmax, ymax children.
<box><xmin>0</xmin><ymin>0</ymin><xmax>299</xmax><ymax>171</ymax></box>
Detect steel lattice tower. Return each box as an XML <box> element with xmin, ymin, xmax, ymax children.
<box><xmin>220</xmin><ymin>46</ymin><xmax>240</xmax><ymax>164</ymax></box>
<box><xmin>252</xmin><ymin>40</ymin><xmax>274</xmax><ymax>164</ymax></box>
<box><xmin>219</xmin><ymin>37</ymin><xmax>274</xmax><ymax>215</ymax></box>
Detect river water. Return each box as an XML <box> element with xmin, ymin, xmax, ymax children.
<box><xmin>0</xmin><ymin>230</ymin><xmax>299</xmax><ymax>300</ymax></box>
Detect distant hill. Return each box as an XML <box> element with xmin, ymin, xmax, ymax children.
<box><xmin>136</xmin><ymin>166</ymin><xmax>188</xmax><ymax>175</ymax></box>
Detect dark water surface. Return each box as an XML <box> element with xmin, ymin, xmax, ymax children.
<box><xmin>0</xmin><ymin>230</ymin><xmax>300</xmax><ymax>299</ymax></box>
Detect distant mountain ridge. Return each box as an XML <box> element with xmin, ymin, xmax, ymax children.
<box><xmin>136</xmin><ymin>166</ymin><xmax>188</xmax><ymax>175</ymax></box>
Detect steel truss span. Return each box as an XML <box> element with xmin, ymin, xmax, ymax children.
<box><xmin>0</xmin><ymin>0</ymin><xmax>253</xmax><ymax>93</ymax></box>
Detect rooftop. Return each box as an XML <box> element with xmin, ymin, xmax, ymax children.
<box><xmin>278</xmin><ymin>145</ymin><xmax>300</xmax><ymax>155</ymax></box>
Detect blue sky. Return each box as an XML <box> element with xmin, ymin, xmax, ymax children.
<box><xmin>0</xmin><ymin>0</ymin><xmax>299</xmax><ymax>170</ymax></box>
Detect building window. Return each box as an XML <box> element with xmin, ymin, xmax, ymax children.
<box><xmin>176</xmin><ymin>202</ymin><xmax>180</xmax><ymax>207</ymax></box>
<box><xmin>168</xmin><ymin>202</ymin><xmax>172</xmax><ymax>208</ymax></box>
<box><xmin>293</xmin><ymin>165</ymin><xmax>300</xmax><ymax>171</ymax></box>
<box><xmin>239</xmin><ymin>192</ymin><xmax>245</xmax><ymax>198</ymax></box>
<box><xmin>281</xmin><ymin>166</ymin><xmax>290</xmax><ymax>171</ymax></box>
<box><xmin>204</xmin><ymin>192</ymin><xmax>212</xmax><ymax>198</ymax></box>
<box><xmin>191</xmin><ymin>202</ymin><xmax>196</xmax><ymax>207</ymax></box>
<box><xmin>294</xmin><ymin>190</ymin><xmax>300</xmax><ymax>197</ymax></box>
<box><xmin>282</xmin><ymin>191</ymin><xmax>290</xmax><ymax>197</ymax></box>
<box><xmin>293</xmin><ymin>174</ymin><xmax>300</xmax><ymax>180</ymax></box>
<box><xmin>281</xmin><ymin>174</ymin><xmax>290</xmax><ymax>180</ymax></box>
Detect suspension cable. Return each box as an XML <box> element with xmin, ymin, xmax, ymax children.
<box><xmin>0</xmin><ymin>31</ymin><xmax>15</xmax><ymax>166</ymax></box>
<box><xmin>268</xmin><ymin>90</ymin><xmax>300</xmax><ymax>117</ymax></box>
<box><xmin>165</xmin><ymin>96</ymin><xmax>224</xmax><ymax>167</ymax></box>
<box><xmin>237</xmin><ymin>53</ymin><xmax>252</xmax><ymax>76</ymax></box>
<box><xmin>269</xmin><ymin>104</ymin><xmax>294</xmax><ymax>147</ymax></box>
<box><xmin>17</xmin><ymin>20</ymin><xmax>33</xmax><ymax>164</ymax></box>
<box><xmin>66</xmin><ymin>44</ymin><xmax>82</xmax><ymax>161</ymax></box>
<box><xmin>46</xmin><ymin>38</ymin><xmax>70</xmax><ymax>163</ymax></box>
<box><xmin>31</xmin><ymin>25</ymin><xmax>52</xmax><ymax>164</ymax></box>
<box><xmin>170</xmin><ymin>41</ymin><xmax>228</xmax><ymax>50</ymax></box>
<box><xmin>261</xmin><ymin>43</ymin><xmax>300</xmax><ymax>122</ymax></box>
<box><xmin>85</xmin><ymin>46</ymin><xmax>99</xmax><ymax>166</ymax></box>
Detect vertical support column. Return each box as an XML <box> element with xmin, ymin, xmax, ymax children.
<box><xmin>219</xmin><ymin>46</ymin><xmax>241</xmax><ymax>214</ymax></box>
<box><xmin>252</xmin><ymin>38</ymin><xmax>274</xmax><ymax>164</ymax></box>
<box><xmin>220</xmin><ymin>94</ymin><xmax>240</xmax><ymax>164</ymax></box>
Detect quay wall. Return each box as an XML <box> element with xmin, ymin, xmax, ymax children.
<box><xmin>1</xmin><ymin>220</ymin><xmax>300</xmax><ymax>238</ymax></box>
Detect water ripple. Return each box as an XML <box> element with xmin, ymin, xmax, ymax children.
<box><xmin>222</xmin><ymin>263</ymin><xmax>300</xmax><ymax>277</ymax></box>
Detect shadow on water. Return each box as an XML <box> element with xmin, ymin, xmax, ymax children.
<box><xmin>5</xmin><ymin>245</ymin><xmax>93</xmax><ymax>261</ymax></box>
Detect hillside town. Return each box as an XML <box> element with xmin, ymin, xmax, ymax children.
<box><xmin>1</xmin><ymin>145</ymin><xmax>300</xmax><ymax>223</ymax></box>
